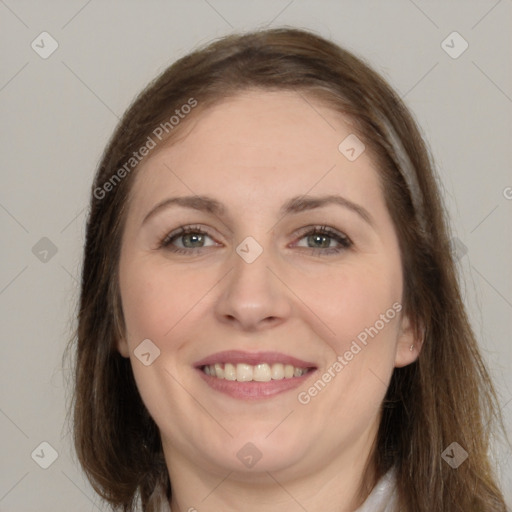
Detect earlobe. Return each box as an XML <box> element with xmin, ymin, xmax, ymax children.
<box><xmin>116</xmin><ymin>338</ymin><xmax>131</xmax><ymax>358</ymax></box>
<box><xmin>395</xmin><ymin>313</ymin><xmax>424</xmax><ymax>368</ymax></box>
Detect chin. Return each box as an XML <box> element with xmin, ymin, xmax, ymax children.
<box><xmin>199</xmin><ymin>430</ymin><xmax>309</xmax><ymax>476</ymax></box>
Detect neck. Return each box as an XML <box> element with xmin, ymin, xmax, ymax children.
<box><xmin>164</xmin><ymin>422</ymin><xmax>379</xmax><ymax>512</ymax></box>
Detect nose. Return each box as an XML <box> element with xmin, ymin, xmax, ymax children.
<box><xmin>214</xmin><ymin>244</ymin><xmax>292</xmax><ymax>332</ymax></box>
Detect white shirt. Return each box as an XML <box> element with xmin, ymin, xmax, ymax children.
<box><xmin>354</xmin><ymin>468</ymin><xmax>398</xmax><ymax>512</ymax></box>
<box><xmin>162</xmin><ymin>468</ymin><xmax>398</xmax><ymax>511</ymax></box>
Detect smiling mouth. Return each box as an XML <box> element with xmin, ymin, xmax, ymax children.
<box><xmin>201</xmin><ymin>362</ymin><xmax>313</xmax><ymax>382</ymax></box>
<box><xmin>194</xmin><ymin>350</ymin><xmax>317</xmax><ymax>399</ymax></box>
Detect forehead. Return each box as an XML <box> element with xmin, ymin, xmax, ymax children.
<box><xmin>157</xmin><ymin>90</ymin><xmax>355</xmax><ymax>167</ymax></box>
<box><xmin>128</xmin><ymin>90</ymin><xmax>384</xmax><ymax>217</ymax></box>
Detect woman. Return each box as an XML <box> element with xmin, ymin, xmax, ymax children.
<box><xmin>71</xmin><ymin>28</ymin><xmax>508</xmax><ymax>511</ymax></box>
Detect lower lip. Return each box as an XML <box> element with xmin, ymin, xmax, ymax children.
<box><xmin>197</xmin><ymin>369</ymin><xmax>316</xmax><ymax>400</ymax></box>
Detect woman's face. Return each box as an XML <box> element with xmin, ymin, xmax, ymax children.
<box><xmin>117</xmin><ymin>90</ymin><xmax>418</xmax><ymax>480</ymax></box>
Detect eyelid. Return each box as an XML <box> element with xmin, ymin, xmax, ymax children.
<box><xmin>293</xmin><ymin>224</ymin><xmax>350</xmax><ymax>240</ymax></box>
<box><xmin>290</xmin><ymin>225</ymin><xmax>352</xmax><ymax>252</ymax></box>
<box><xmin>160</xmin><ymin>224</ymin><xmax>219</xmax><ymax>248</ymax></box>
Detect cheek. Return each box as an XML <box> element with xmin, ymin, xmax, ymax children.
<box><xmin>118</xmin><ymin>260</ymin><xmax>204</xmax><ymax>424</ymax></box>
<box><xmin>298</xmin><ymin>257</ymin><xmax>403</xmax><ymax>352</ymax></box>
<box><xmin>120</xmin><ymin>258</ymin><xmax>206</xmax><ymax>343</ymax></box>
<box><xmin>314</xmin><ymin>259</ymin><xmax>403</xmax><ymax>400</ymax></box>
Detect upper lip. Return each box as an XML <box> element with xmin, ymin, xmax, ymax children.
<box><xmin>194</xmin><ymin>350</ymin><xmax>317</xmax><ymax>369</ymax></box>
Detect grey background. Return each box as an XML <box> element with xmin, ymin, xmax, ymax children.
<box><xmin>0</xmin><ymin>1</ymin><xmax>511</xmax><ymax>510</ymax></box>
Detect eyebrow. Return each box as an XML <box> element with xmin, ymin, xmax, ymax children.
<box><xmin>280</xmin><ymin>195</ymin><xmax>373</xmax><ymax>226</ymax></box>
<box><xmin>143</xmin><ymin>196</ymin><xmax>226</xmax><ymax>224</ymax></box>
<box><xmin>142</xmin><ymin>194</ymin><xmax>373</xmax><ymax>226</ymax></box>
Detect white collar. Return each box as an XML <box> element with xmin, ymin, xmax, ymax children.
<box><xmin>354</xmin><ymin>468</ymin><xmax>398</xmax><ymax>512</ymax></box>
<box><xmin>165</xmin><ymin>468</ymin><xmax>398</xmax><ymax>512</ymax></box>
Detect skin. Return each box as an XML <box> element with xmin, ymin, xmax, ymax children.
<box><xmin>117</xmin><ymin>90</ymin><xmax>420</xmax><ymax>512</ymax></box>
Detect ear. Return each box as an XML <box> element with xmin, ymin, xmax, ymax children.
<box><xmin>394</xmin><ymin>312</ymin><xmax>423</xmax><ymax>368</ymax></box>
<box><xmin>116</xmin><ymin>337</ymin><xmax>130</xmax><ymax>358</ymax></box>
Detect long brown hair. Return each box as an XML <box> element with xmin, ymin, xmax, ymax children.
<box><xmin>68</xmin><ymin>28</ymin><xmax>508</xmax><ymax>511</ymax></box>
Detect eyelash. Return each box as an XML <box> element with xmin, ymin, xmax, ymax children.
<box><xmin>159</xmin><ymin>224</ymin><xmax>352</xmax><ymax>256</ymax></box>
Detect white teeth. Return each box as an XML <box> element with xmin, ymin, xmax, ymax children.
<box><xmin>224</xmin><ymin>363</ymin><xmax>236</xmax><ymax>381</ymax></box>
<box><xmin>271</xmin><ymin>363</ymin><xmax>284</xmax><ymax>380</ymax></box>
<box><xmin>253</xmin><ymin>363</ymin><xmax>271</xmax><ymax>382</ymax></box>
<box><xmin>214</xmin><ymin>363</ymin><xmax>224</xmax><ymax>379</ymax></box>
<box><xmin>236</xmin><ymin>363</ymin><xmax>253</xmax><ymax>382</ymax></box>
<box><xmin>202</xmin><ymin>362</ymin><xmax>309</xmax><ymax>381</ymax></box>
